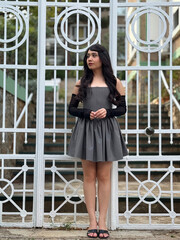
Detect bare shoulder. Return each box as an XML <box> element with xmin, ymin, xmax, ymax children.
<box><xmin>116</xmin><ymin>78</ymin><xmax>125</xmax><ymax>96</ymax></box>
<box><xmin>73</xmin><ymin>80</ymin><xmax>81</xmax><ymax>95</ymax></box>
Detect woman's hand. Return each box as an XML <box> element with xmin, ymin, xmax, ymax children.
<box><xmin>95</xmin><ymin>108</ymin><xmax>107</xmax><ymax>119</ymax></box>
<box><xmin>90</xmin><ymin>111</ymin><xmax>96</xmax><ymax>120</ymax></box>
<box><xmin>90</xmin><ymin>108</ymin><xmax>107</xmax><ymax>120</ymax></box>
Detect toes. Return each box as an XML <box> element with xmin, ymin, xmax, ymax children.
<box><xmin>99</xmin><ymin>233</ymin><xmax>109</xmax><ymax>238</ymax></box>
<box><xmin>87</xmin><ymin>231</ymin><xmax>97</xmax><ymax>238</ymax></box>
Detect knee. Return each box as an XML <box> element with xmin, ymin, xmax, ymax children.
<box><xmin>83</xmin><ymin>172</ymin><xmax>96</xmax><ymax>184</ymax></box>
<box><xmin>97</xmin><ymin>172</ymin><xmax>111</xmax><ymax>183</ymax></box>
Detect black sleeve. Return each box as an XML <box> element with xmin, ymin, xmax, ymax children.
<box><xmin>106</xmin><ymin>95</ymin><xmax>126</xmax><ymax>118</ymax></box>
<box><xmin>68</xmin><ymin>94</ymin><xmax>91</xmax><ymax>119</ymax></box>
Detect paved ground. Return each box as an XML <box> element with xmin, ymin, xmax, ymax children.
<box><xmin>0</xmin><ymin>228</ymin><xmax>180</xmax><ymax>240</ymax></box>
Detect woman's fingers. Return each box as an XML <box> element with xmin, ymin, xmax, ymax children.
<box><xmin>90</xmin><ymin>111</ymin><xmax>96</xmax><ymax>120</ymax></box>
<box><xmin>90</xmin><ymin>109</ymin><xmax>107</xmax><ymax>120</ymax></box>
<box><xmin>94</xmin><ymin>108</ymin><xmax>107</xmax><ymax>119</ymax></box>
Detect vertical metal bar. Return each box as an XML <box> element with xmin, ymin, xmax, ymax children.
<box><xmin>1</xmin><ymin>157</ymin><xmax>4</xmax><ymax>199</ymax></box>
<box><xmin>25</xmin><ymin>4</ymin><xmax>30</xmax><ymax>144</ymax></box>
<box><xmin>125</xmin><ymin>3</ymin><xmax>128</xmax><ymax>145</ymax></box>
<box><xmin>0</xmin><ymin>158</ymin><xmax>4</xmax><ymax>223</ymax></box>
<box><xmin>75</xmin><ymin>0</ymin><xmax>79</xmax><ymax>130</ymax></box>
<box><xmin>53</xmin><ymin>1</ymin><xmax>59</xmax><ymax>142</ymax></box>
<box><xmin>125</xmin><ymin>161</ymin><xmax>129</xmax><ymax>225</ymax></box>
<box><xmin>1</xmin><ymin>158</ymin><xmax>4</xmax><ymax>178</ymax></box>
<box><xmin>136</xmin><ymin>2</ymin><xmax>140</xmax><ymax>156</ymax></box>
<box><xmin>149</xmin><ymin>204</ymin><xmax>151</xmax><ymax>225</ymax></box>
<box><xmin>2</xmin><ymin>11</ymin><xmax>7</xmax><ymax>143</ymax></box>
<box><xmin>0</xmin><ymin>203</ymin><xmax>2</xmax><ymax>223</ymax></box>
<box><xmin>76</xmin><ymin>0</ymin><xmax>80</xmax><ymax>102</ymax></box>
<box><xmin>147</xmin><ymin>10</ymin><xmax>151</xmax><ymax>144</ymax></box>
<box><xmin>88</xmin><ymin>0</ymin><xmax>91</xmax><ymax>47</ymax></box>
<box><xmin>158</xmin><ymin>69</ymin><xmax>162</xmax><ymax>156</ymax></box>
<box><xmin>22</xmin><ymin>159</ymin><xmax>27</xmax><ymax>223</ymax></box>
<box><xmin>158</xmin><ymin>9</ymin><xmax>162</xmax><ymax>156</ymax></box>
<box><xmin>136</xmin><ymin>71</ymin><xmax>139</xmax><ymax>155</ymax></box>
<box><xmin>99</xmin><ymin>0</ymin><xmax>102</xmax><ymax>44</ymax></box>
<box><xmin>13</xmin><ymin>9</ymin><xmax>18</xmax><ymax>154</ymax></box>
<box><xmin>170</xmin><ymin>160</ymin><xmax>174</xmax><ymax>224</ymax></box>
<box><xmin>64</xmin><ymin>1</ymin><xmax>68</xmax><ymax>156</ymax></box>
<box><xmin>108</xmin><ymin>0</ymin><xmax>118</xmax><ymax>230</ymax></box>
<box><xmin>169</xmin><ymin>5</ymin><xmax>173</xmax><ymax>144</ymax></box>
<box><xmin>52</xmin><ymin>160</ymin><xmax>55</xmax><ymax>223</ymax></box>
<box><xmin>33</xmin><ymin>0</ymin><xmax>46</xmax><ymax>227</ymax></box>
<box><xmin>53</xmin><ymin>5</ymin><xmax>57</xmax><ymax>143</ymax></box>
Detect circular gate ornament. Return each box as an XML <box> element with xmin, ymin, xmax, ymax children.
<box><xmin>138</xmin><ymin>180</ymin><xmax>161</xmax><ymax>204</ymax></box>
<box><xmin>0</xmin><ymin>5</ymin><xmax>28</xmax><ymax>51</ymax></box>
<box><xmin>0</xmin><ymin>179</ymin><xmax>14</xmax><ymax>203</ymax></box>
<box><xmin>64</xmin><ymin>179</ymin><xmax>84</xmax><ymax>204</ymax></box>
<box><xmin>126</xmin><ymin>7</ymin><xmax>172</xmax><ymax>53</ymax></box>
<box><xmin>54</xmin><ymin>7</ymin><xmax>100</xmax><ymax>53</ymax></box>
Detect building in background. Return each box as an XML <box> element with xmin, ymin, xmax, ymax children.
<box><xmin>127</xmin><ymin>2</ymin><xmax>180</xmax><ymax>104</ymax></box>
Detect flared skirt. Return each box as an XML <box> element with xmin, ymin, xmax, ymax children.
<box><xmin>68</xmin><ymin>117</ymin><xmax>128</xmax><ymax>162</ymax></box>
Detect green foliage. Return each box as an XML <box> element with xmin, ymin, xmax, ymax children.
<box><xmin>59</xmin><ymin>88</ymin><xmax>65</xmax><ymax>100</ymax></box>
<box><xmin>63</xmin><ymin>222</ymin><xmax>73</xmax><ymax>230</ymax></box>
<box><xmin>101</xmin><ymin>17</ymin><xmax>109</xmax><ymax>28</ymax></box>
<box><xmin>162</xmin><ymin>57</ymin><xmax>180</xmax><ymax>101</ymax></box>
<box><xmin>117</xmin><ymin>30</ymin><xmax>125</xmax><ymax>60</ymax></box>
<box><xmin>0</xmin><ymin>6</ymin><xmax>58</xmax><ymax>88</ymax></box>
<box><xmin>117</xmin><ymin>71</ymin><xmax>125</xmax><ymax>80</ymax></box>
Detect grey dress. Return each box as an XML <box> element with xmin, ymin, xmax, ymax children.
<box><xmin>68</xmin><ymin>87</ymin><xmax>128</xmax><ymax>162</ymax></box>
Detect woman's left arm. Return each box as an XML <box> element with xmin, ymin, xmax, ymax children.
<box><xmin>106</xmin><ymin>78</ymin><xmax>127</xmax><ymax>117</ymax></box>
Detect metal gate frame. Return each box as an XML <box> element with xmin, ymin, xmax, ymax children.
<box><xmin>0</xmin><ymin>0</ymin><xmax>180</xmax><ymax>229</ymax></box>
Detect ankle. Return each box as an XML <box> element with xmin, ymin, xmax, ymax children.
<box><xmin>98</xmin><ymin>217</ymin><xmax>107</xmax><ymax>229</ymax></box>
<box><xmin>89</xmin><ymin>217</ymin><xmax>97</xmax><ymax>227</ymax></box>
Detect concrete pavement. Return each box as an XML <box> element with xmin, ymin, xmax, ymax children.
<box><xmin>0</xmin><ymin>228</ymin><xmax>180</xmax><ymax>240</ymax></box>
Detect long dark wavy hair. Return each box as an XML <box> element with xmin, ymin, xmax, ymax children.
<box><xmin>76</xmin><ymin>44</ymin><xmax>121</xmax><ymax>104</ymax></box>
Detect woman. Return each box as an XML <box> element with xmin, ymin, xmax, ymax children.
<box><xmin>68</xmin><ymin>44</ymin><xmax>128</xmax><ymax>239</ymax></box>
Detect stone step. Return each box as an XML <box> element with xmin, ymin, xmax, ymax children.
<box><xmin>2</xmin><ymin>195</ymin><xmax>180</xmax><ymax>217</ymax></box>
<box><xmin>2</xmin><ymin>181</ymin><xmax>180</xmax><ymax>198</ymax></box>
<box><xmin>44</xmin><ymin>113</ymin><xmax>169</xmax><ymax>118</ymax></box>
<box><xmin>19</xmin><ymin>150</ymin><xmax>180</xmax><ymax>156</ymax></box>
<box><xmin>21</xmin><ymin>142</ymin><xmax>180</xmax><ymax>153</ymax></box>
<box><xmin>31</xmin><ymin>120</ymin><xmax>171</xmax><ymax>129</ymax></box>
<box><xmin>12</xmin><ymin>166</ymin><xmax>180</xmax><ymax>183</ymax></box>
<box><xmin>44</xmin><ymin>103</ymin><xmax>166</xmax><ymax>111</ymax></box>
<box><xmin>1</xmin><ymin>182</ymin><xmax>180</xmax><ymax>213</ymax></box>
<box><xmin>26</xmin><ymin>134</ymin><xmax>180</xmax><ymax>145</ymax></box>
<box><xmin>15</xmin><ymin>159</ymin><xmax>179</xmax><ymax>169</ymax></box>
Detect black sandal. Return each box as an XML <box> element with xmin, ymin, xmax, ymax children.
<box><xmin>99</xmin><ymin>229</ymin><xmax>109</xmax><ymax>239</ymax></box>
<box><xmin>87</xmin><ymin>229</ymin><xmax>98</xmax><ymax>238</ymax></box>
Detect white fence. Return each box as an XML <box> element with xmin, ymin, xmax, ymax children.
<box><xmin>0</xmin><ymin>0</ymin><xmax>180</xmax><ymax>229</ymax></box>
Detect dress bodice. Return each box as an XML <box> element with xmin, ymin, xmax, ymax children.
<box><xmin>83</xmin><ymin>87</ymin><xmax>112</xmax><ymax>111</ymax></box>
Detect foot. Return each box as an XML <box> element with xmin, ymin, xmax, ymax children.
<box><xmin>99</xmin><ymin>229</ymin><xmax>109</xmax><ymax>239</ymax></box>
<box><xmin>87</xmin><ymin>222</ymin><xmax>98</xmax><ymax>238</ymax></box>
<box><xmin>98</xmin><ymin>219</ymin><xmax>109</xmax><ymax>239</ymax></box>
<box><xmin>87</xmin><ymin>229</ymin><xmax>98</xmax><ymax>238</ymax></box>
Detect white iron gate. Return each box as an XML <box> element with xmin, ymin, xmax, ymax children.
<box><xmin>0</xmin><ymin>0</ymin><xmax>180</xmax><ymax>229</ymax></box>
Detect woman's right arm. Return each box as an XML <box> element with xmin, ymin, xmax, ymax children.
<box><xmin>68</xmin><ymin>80</ymin><xmax>92</xmax><ymax>119</ymax></box>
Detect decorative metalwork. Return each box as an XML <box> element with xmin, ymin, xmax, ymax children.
<box><xmin>0</xmin><ymin>0</ymin><xmax>180</xmax><ymax>230</ymax></box>
<box><xmin>0</xmin><ymin>179</ymin><xmax>14</xmax><ymax>203</ymax></box>
<box><xmin>0</xmin><ymin>5</ymin><xmax>28</xmax><ymax>51</ymax></box>
<box><xmin>64</xmin><ymin>179</ymin><xmax>84</xmax><ymax>204</ymax></box>
<box><xmin>54</xmin><ymin>6</ymin><xmax>100</xmax><ymax>52</ymax></box>
<box><xmin>119</xmin><ymin>159</ymin><xmax>180</xmax><ymax>228</ymax></box>
<box><xmin>126</xmin><ymin>6</ymin><xmax>172</xmax><ymax>53</ymax></box>
<box><xmin>0</xmin><ymin>158</ymin><xmax>34</xmax><ymax>226</ymax></box>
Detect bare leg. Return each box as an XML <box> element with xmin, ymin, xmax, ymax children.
<box><xmin>82</xmin><ymin>159</ymin><xmax>97</xmax><ymax>237</ymax></box>
<box><xmin>97</xmin><ymin>161</ymin><xmax>112</xmax><ymax>238</ymax></box>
